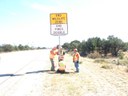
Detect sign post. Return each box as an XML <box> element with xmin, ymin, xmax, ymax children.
<box><xmin>50</xmin><ymin>13</ymin><xmax>68</xmax><ymax>62</ymax></box>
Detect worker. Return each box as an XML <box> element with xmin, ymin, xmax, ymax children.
<box><xmin>57</xmin><ymin>60</ymin><xmax>66</xmax><ymax>73</ymax></box>
<box><xmin>56</xmin><ymin>47</ymin><xmax>66</xmax><ymax>73</ymax></box>
<box><xmin>58</xmin><ymin>47</ymin><xmax>65</xmax><ymax>61</ymax></box>
<box><xmin>73</xmin><ymin>48</ymin><xmax>80</xmax><ymax>73</ymax></box>
<box><xmin>49</xmin><ymin>45</ymin><xmax>59</xmax><ymax>71</ymax></box>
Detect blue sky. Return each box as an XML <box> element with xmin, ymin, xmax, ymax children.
<box><xmin>0</xmin><ymin>0</ymin><xmax>128</xmax><ymax>47</ymax></box>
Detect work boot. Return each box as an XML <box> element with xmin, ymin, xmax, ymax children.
<box><xmin>75</xmin><ymin>71</ymin><xmax>79</xmax><ymax>73</ymax></box>
<box><xmin>51</xmin><ymin>68</ymin><xmax>55</xmax><ymax>71</ymax></box>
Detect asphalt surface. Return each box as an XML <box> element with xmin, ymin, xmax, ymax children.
<box><xmin>0</xmin><ymin>49</ymin><xmax>50</xmax><ymax>96</ymax></box>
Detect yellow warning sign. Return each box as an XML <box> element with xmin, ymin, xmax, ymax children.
<box><xmin>50</xmin><ymin>13</ymin><xmax>67</xmax><ymax>24</ymax></box>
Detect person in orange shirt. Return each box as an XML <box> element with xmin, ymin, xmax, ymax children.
<box><xmin>73</xmin><ymin>48</ymin><xmax>80</xmax><ymax>73</ymax></box>
<box><xmin>49</xmin><ymin>45</ymin><xmax>59</xmax><ymax>71</ymax></box>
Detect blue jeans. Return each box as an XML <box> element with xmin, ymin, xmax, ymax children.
<box><xmin>50</xmin><ymin>58</ymin><xmax>55</xmax><ymax>71</ymax></box>
<box><xmin>74</xmin><ymin>61</ymin><xmax>79</xmax><ymax>72</ymax></box>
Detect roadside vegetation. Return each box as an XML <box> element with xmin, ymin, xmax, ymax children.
<box><xmin>62</xmin><ymin>35</ymin><xmax>128</xmax><ymax>72</ymax></box>
<box><xmin>62</xmin><ymin>35</ymin><xmax>128</xmax><ymax>57</ymax></box>
<box><xmin>0</xmin><ymin>44</ymin><xmax>46</xmax><ymax>53</ymax></box>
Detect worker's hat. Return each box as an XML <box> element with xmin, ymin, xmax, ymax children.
<box><xmin>74</xmin><ymin>48</ymin><xmax>77</xmax><ymax>51</ymax></box>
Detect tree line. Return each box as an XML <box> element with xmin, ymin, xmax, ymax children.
<box><xmin>62</xmin><ymin>35</ymin><xmax>128</xmax><ymax>57</ymax></box>
<box><xmin>1</xmin><ymin>35</ymin><xmax>128</xmax><ymax>58</ymax></box>
<box><xmin>0</xmin><ymin>44</ymin><xmax>35</xmax><ymax>53</ymax></box>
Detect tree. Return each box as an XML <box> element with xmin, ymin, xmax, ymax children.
<box><xmin>107</xmin><ymin>35</ymin><xmax>124</xmax><ymax>56</ymax></box>
<box><xmin>90</xmin><ymin>37</ymin><xmax>102</xmax><ymax>51</ymax></box>
<box><xmin>62</xmin><ymin>42</ymin><xmax>70</xmax><ymax>50</ymax></box>
<box><xmin>101</xmin><ymin>39</ymin><xmax>110</xmax><ymax>56</ymax></box>
<box><xmin>70</xmin><ymin>40</ymin><xmax>81</xmax><ymax>51</ymax></box>
<box><xmin>86</xmin><ymin>38</ymin><xmax>94</xmax><ymax>53</ymax></box>
<box><xmin>79</xmin><ymin>40</ymin><xmax>88</xmax><ymax>56</ymax></box>
<box><xmin>18</xmin><ymin>44</ymin><xmax>24</xmax><ymax>50</ymax></box>
<box><xmin>2</xmin><ymin>44</ymin><xmax>14</xmax><ymax>52</ymax></box>
<box><xmin>123</xmin><ymin>42</ymin><xmax>128</xmax><ymax>51</ymax></box>
<box><xmin>62</xmin><ymin>35</ymin><xmax>127</xmax><ymax>58</ymax></box>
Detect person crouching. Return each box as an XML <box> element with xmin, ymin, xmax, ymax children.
<box><xmin>56</xmin><ymin>48</ymin><xmax>66</xmax><ymax>73</ymax></box>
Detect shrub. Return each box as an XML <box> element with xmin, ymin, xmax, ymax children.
<box><xmin>101</xmin><ymin>64</ymin><xmax>112</xmax><ymax>69</ymax></box>
<box><xmin>119</xmin><ymin>59</ymin><xmax>128</xmax><ymax>66</ymax></box>
<box><xmin>118</xmin><ymin>50</ymin><xmax>124</xmax><ymax>59</ymax></box>
<box><xmin>88</xmin><ymin>51</ymin><xmax>101</xmax><ymax>59</ymax></box>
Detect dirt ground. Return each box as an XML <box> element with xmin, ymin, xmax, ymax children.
<box><xmin>42</xmin><ymin>54</ymin><xmax>128</xmax><ymax>96</ymax></box>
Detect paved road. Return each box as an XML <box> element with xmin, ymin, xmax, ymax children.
<box><xmin>0</xmin><ymin>49</ymin><xmax>50</xmax><ymax>96</ymax></box>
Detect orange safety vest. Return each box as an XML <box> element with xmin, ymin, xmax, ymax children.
<box><xmin>49</xmin><ymin>48</ymin><xmax>58</xmax><ymax>59</ymax></box>
<box><xmin>73</xmin><ymin>52</ymin><xmax>80</xmax><ymax>62</ymax></box>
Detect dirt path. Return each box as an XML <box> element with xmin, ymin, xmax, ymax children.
<box><xmin>42</xmin><ymin>54</ymin><xmax>128</xmax><ymax>96</ymax></box>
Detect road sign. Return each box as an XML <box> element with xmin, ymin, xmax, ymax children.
<box><xmin>50</xmin><ymin>13</ymin><xmax>68</xmax><ymax>36</ymax></box>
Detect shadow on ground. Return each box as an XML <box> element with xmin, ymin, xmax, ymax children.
<box><xmin>26</xmin><ymin>70</ymin><xmax>76</xmax><ymax>75</ymax></box>
<box><xmin>0</xmin><ymin>70</ymin><xmax>76</xmax><ymax>77</ymax></box>
<box><xmin>25</xmin><ymin>70</ymin><xmax>50</xmax><ymax>74</ymax></box>
<box><xmin>0</xmin><ymin>70</ymin><xmax>50</xmax><ymax>77</ymax></box>
<box><xmin>0</xmin><ymin>74</ymin><xmax>23</xmax><ymax>77</ymax></box>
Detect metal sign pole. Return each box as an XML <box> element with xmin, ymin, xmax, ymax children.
<box><xmin>58</xmin><ymin>36</ymin><xmax>60</xmax><ymax>62</ymax></box>
<box><xmin>59</xmin><ymin>36</ymin><xmax>60</xmax><ymax>47</ymax></box>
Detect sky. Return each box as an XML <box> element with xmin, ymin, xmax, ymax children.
<box><xmin>0</xmin><ymin>0</ymin><xmax>128</xmax><ymax>47</ymax></box>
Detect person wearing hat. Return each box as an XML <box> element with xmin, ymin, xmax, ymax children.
<box><xmin>49</xmin><ymin>45</ymin><xmax>59</xmax><ymax>71</ymax></box>
<box><xmin>73</xmin><ymin>48</ymin><xmax>80</xmax><ymax>72</ymax></box>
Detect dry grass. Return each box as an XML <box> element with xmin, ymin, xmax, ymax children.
<box><xmin>87</xmin><ymin>51</ymin><xmax>101</xmax><ymax>59</ymax></box>
<box><xmin>118</xmin><ymin>51</ymin><xmax>128</xmax><ymax>65</ymax></box>
<box><xmin>100</xmin><ymin>63</ymin><xmax>113</xmax><ymax>69</ymax></box>
<box><xmin>119</xmin><ymin>59</ymin><xmax>128</xmax><ymax>66</ymax></box>
<box><xmin>94</xmin><ymin>59</ymin><xmax>107</xmax><ymax>63</ymax></box>
<box><xmin>42</xmin><ymin>54</ymin><xmax>128</xmax><ymax>96</ymax></box>
<box><xmin>94</xmin><ymin>59</ymin><xmax>113</xmax><ymax>69</ymax></box>
<box><xmin>43</xmin><ymin>71</ymin><xmax>100</xmax><ymax>96</ymax></box>
<box><xmin>126</xmin><ymin>68</ymin><xmax>128</xmax><ymax>72</ymax></box>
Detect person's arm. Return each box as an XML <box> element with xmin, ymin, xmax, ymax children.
<box><xmin>76</xmin><ymin>52</ymin><xmax>80</xmax><ymax>63</ymax></box>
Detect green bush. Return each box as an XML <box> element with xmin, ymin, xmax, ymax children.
<box><xmin>118</xmin><ymin>50</ymin><xmax>124</xmax><ymax>59</ymax></box>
